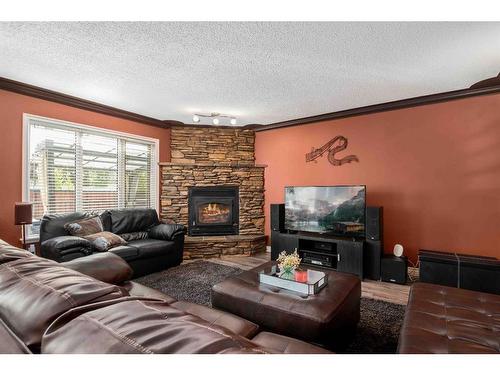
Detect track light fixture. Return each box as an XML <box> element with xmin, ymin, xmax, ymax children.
<box><xmin>192</xmin><ymin>112</ymin><xmax>237</xmax><ymax>125</ymax></box>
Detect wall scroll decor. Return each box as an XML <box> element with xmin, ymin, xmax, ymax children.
<box><xmin>306</xmin><ymin>135</ymin><xmax>359</xmax><ymax>166</ymax></box>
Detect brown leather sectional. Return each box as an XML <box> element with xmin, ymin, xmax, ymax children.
<box><xmin>398</xmin><ymin>282</ymin><xmax>500</xmax><ymax>354</ymax></box>
<box><xmin>0</xmin><ymin>239</ymin><xmax>330</xmax><ymax>354</ymax></box>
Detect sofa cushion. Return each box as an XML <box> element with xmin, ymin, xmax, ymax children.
<box><xmin>40</xmin><ymin>212</ymin><xmax>100</xmax><ymax>243</ymax></box>
<box><xmin>251</xmin><ymin>332</ymin><xmax>331</xmax><ymax>354</ymax></box>
<box><xmin>64</xmin><ymin>216</ymin><xmax>104</xmax><ymax>237</ymax></box>
<box><xmin>398</xmin><ymin>283</ymin><xmax>500</xmax><ymax>354</ymax></box>
<box><xmin>84</xmin><ymin>231</ymin><xmax>127</xmax><ymax>251</ymax></box>
<box><xmin>148</xmin><ymin>223</ymin><xmax>185</xmax><ymax>241</ymax></box>
<box><xmin>108</xmin><ymin>245</ymin><xmax>140</xmax><ymax>261</ymax></box>
<box><xmin>0</xmin><ymin>319</ymin><xmax>31</xmax><ymax>354</ymax></box>
<box><xmin>0</xmin><ymin>239</ymin><xmax>34</xmax><ymax>265</ymax></box>
<box><xmin>103</xmin><ymin>208</ymin><xmax>160</xmax><ymax>235</ymax></box>
<box><xmin>0</xmin><ymin>256</ymin><xmax>127</xmax><ymax>352</ymax></box>
<box><xmin>62</xmin><ymin>252</ymin><xmax>133</xmax><ymax>285</ymax></box>
<box><xmin>171</xmin><ymin>301</ymin><xmax>260</xmax><ymax>339</ymax></box>
<box><xmin>128</xmin><ymin>239</ymin><xmax>174</xmax><ymax>259</ymax></box>
<box><xmin>42</xmin><ymin>299</ymin><xmax>268</xmax><ymax>354</ymax></box>
<box><xmin>122</xmin><ymin>281</ymin><xmax>177</xmax><ymax>303</ymax></box>
<box><xmin>118</xmin><ymin>231</ymin><xmax>149</xmax><ymax>242</ymax></box>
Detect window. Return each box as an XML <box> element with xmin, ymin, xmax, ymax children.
<box><xmin>23</xmin><ymin>114</ymin><xmax>158</xmax><ymax>238</ymax></box>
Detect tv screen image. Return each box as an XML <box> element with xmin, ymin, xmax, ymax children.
<box><xmin>285</xmin><ymin>185</ymin><xmax>366</xmax><ymax>237</ymax></box>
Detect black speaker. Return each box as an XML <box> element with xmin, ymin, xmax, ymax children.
<box><xmin>270</xmin><ymin>204</ymin><xmax>285</xmax><ymax>232</ymax></box>
<box><xmin>363</xmin><ymin>240</ymin><xmax>382</xmax><ymax>280</ymax></box>
<box><xmin>366</xmin><ymin>206</ymin><xmax>383</xmax><ymax>241</ymax></box>
<box><xmin>381</xmin><ymin>255</ymin><xmax>408</xmax><ymax>285</ymax></box>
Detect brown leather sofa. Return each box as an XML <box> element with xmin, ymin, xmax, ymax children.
<box><xmin>397</xmin><ymin>282</ymin><xmax>500</xmax><ymax>354</ymax></box>
<box><xmin>0</xmin><ymin>239</ymin><xmax>329</xmax><ymax>354</ymax></box>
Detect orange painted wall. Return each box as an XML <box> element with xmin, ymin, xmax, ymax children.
<box><xmin>0</xmin><ymin>89</ymin><xmax>170</xmax><ymax>247</ymax></box>
<box><xmin>255</xmin><ymin>93</ymin><xmax>500</xmax><ymax>263</ymax></box>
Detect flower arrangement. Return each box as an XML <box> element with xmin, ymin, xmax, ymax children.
<box><xmin>277</xmin><ymin>250</ymin><xmax>301</xmax><ymax>279</ymax></box>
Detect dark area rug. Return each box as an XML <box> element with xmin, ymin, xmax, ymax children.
<box><xmin>134</xmin><ymin>260</ymin><xmax>244</xmax><ymax>306</ymax></box>
<box><xmin>134</xmin><ymin>260</ymin><xmax>405</xmax><ymax>353</ymax></box>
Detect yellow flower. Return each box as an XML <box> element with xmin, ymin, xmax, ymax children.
<box><xmin>277</xmin><ymin>250</ymin><xmax>301</xmax><ymax>270</ymax></box>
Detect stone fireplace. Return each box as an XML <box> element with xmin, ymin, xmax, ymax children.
<box><xmin>160</xmin><ymin>126</ymin><xmax>266</xmax><ymax>259</ymax></box>
<box><xmin>188</xmin><ymin>186</ymin><xmax>239</xmax><ymax>236</ymax></box>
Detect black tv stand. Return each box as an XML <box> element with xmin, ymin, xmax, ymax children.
<box><xmin>271</xmin><ymin>231</ymin><xmax>364</xmax><ymax>278</ymax></box>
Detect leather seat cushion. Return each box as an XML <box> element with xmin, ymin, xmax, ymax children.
<box><xmin>108</xmin><ymin>245</ymin><xmax>139</xmax><ymax>261</ymax></box>
<box><xmin>252</xmin><ymin>332</ymin><xmax>331</xmax><ymax>354</ymax></box>
<box><xmin>398</xmin><ymin>283</ymin><xmax>500</xmax><ymax>354</ymax></box>
<box><xmin>62</xmin><ymin>252</ymin><xmax>133</xmax><ymax>285</ymax></box>
<box><xmin>122</xmin><ymin>281</ymin><xmax>177</xmax><ymax>304</ymax></box>
<box><xmin>0</xmin><ymin>239</ymin><xmax>34</xmax><ymax>265</ymax></box>
<box><xmin>128</xmin><ymin>239</ymin><xmax>174</xmax><ymax>259</ymax></box>
<box><xmin>42</xmin><ymin>299</ymin><xmax>268</xmax><ymax>354</ymax></box>
<box><xmin>0</xmin><ymin>320</ymin><xmax>31</xmax><ymax>354</ymax></box>
<box><xmin>212</xmin><ymin>262</ymin><xmax>361</xmax><ymax>345</ymax></box>
<box><xmin>0</xmin><ymin>256</ymin><xmax>127</xmax><ymax>352</ymax></box>
<box><xmin>171</xmin><ymin>301</ymin><xmax>260</xmax><ymax>339</ymax></box>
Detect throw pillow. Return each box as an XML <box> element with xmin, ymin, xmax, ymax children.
<box><xmin>118</xmin><ymin>231</ymin><xmax>149</xmax><ymax>242</ymax></box>
<box><xmin>64</xmin><ymin>216</ymin><xmax>104</xmax><ymax>237</ymax></box>
<box><xmin>84</xmin><ymin>231</ymin><xmax>127</xmax><ymax>252</ymax></box>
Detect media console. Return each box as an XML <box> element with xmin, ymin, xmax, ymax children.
<box><xmin>271</xmin><ymin>231</ymin><xmax>364</xmax><ymax>278</ymax></box>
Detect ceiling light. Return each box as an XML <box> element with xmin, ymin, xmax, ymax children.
<box><xmin>192</xmin><ymin>112</ymin><xmax>236</xmax><ymax>125</ymax></box>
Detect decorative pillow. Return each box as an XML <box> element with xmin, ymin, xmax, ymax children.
<box><xmin>84</xmin><ymin>231</ymin><xmax>127</xmax><ymax>252</ymax></box>
<box><xmin>64</xmin><ymin>216</ymin><xmax>104</xmax><ymax>237</ymax></box>
<box><xmin>118</xmin><ymin>231</ymin><xmax>149</xmax><ymax>242</ymax></box>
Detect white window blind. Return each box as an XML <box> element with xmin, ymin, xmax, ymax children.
<box><xmin>24</xmin><ymin>115</ymin><xmax>158</xmax><ymax>237</ymax></box>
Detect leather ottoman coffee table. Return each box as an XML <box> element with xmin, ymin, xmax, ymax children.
<box><xmin>212</xmin><ymin>261</ymin><xmax>361</xmax><ymax>349</ymax></box>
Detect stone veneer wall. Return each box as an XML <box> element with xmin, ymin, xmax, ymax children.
<box><xmin>160</xmin><ymin>163</ymin><xmax>265</xmax><ymax>235</ymax></box>
<box><xmin>161</xmin><ymin>125</ymin><xmax>266</xmax><ymax>259</ymax></box>
<box><xmin>170</xmin><ymin>126</ymin><xmax>255</xmax><ymax>165</ymax></box>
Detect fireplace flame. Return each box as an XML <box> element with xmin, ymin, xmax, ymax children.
<box><xmin>203</xmin><ymin>203</ymin><xmax>227</xmax><ymax>216</ymax></box>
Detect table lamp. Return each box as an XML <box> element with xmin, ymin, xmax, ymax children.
<box><xmin>15</xmin><ymin>202</ymin><xmax>33</xmax><ymax>249</ymax></box>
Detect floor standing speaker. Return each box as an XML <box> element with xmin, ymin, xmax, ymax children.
<box><xmin>364</xmin><ymin>240</ymin><xmax>382</xmax><ymax>280</ymax></box>
<box><xmin>270</xmin><ymin>204</ymin><xmax>285</xmax><ymax>232</ymax></box>
<box><xmin>366</xmin><ymin>206</ymin><xmax>383</xmax><ymax>241</ymax></box>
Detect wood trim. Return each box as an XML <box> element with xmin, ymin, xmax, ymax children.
<box><xmin>172</xmin><ymin>124</ymin><xmax>258</xmax><ymax>130</ymax></box>
<box><xmin>253</xmin><ymin>85</ymin><xmax>500</xmax><ymax>132</ymax></box>
<box><xmin>0</xmin><ymin>76</ymin><xmax>169</xmax><ymax>128</ymax></box>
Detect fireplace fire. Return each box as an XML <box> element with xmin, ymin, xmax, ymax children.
<box><xmin>188</xmin><ymin>186</ymin><xmax>239</xmax><ymax>236</ymax></box>
<box><xmin>198</xmin><ymin>203</ymin><xmax>231</xmax><ymax>224</ymax></box>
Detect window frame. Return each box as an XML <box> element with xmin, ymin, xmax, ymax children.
<box><xmin>22</xmin><ymin>113</ymin><xmax>160</xmax><ymax>240</ymax></box>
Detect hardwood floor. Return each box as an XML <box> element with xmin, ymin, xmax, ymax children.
<box><xmin>206</xmin><ymin>252</ymin><xmax>414</xmax><ymax>306</ymax></box>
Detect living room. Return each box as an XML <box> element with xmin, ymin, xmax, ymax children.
<box><xmin>1</xmin><ymin>1</ymin><xmax>499</xmax><ymax>374</ymax></box>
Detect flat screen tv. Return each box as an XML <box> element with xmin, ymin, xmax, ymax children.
<box><xmin>285</xmin><ymin>185</ymin><xmax>366</xmax><ymax>237</ymax></box>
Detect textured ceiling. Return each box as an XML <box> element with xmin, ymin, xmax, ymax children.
<box><xmin>1</xmin><ymin>22</ymin><xmax>499</xmax><ymax>126</ymax></box>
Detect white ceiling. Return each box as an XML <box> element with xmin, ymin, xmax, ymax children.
<box><xmin>1</xmin><ymin>22</ymin><xmax>499</xmax><ymax>126</ymax></box>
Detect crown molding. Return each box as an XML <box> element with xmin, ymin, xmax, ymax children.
<box><xmin>254</xmin><ymin>85</ymin><xmax>500</xmax><ymax>132</ymax></box>
<box><xmin>0</xmin><ymin>76</ymin><xmax>170</xmax><ymax>128</ymax></box>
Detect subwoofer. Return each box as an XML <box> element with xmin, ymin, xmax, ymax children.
<box><xmin>366</xmin><ymin>206</ymin><xmax>383</xmax><ymax>241</ymax></box>
<box><xmin>270</xmin><ymin>204</ymin><xmax>285</xmax><ymax>232</ymax></box>
<box><xmin>381</xmin><ymin>255</ymin><xmax>408</xmax><ymax>285</ymax></box>
<box><xmin>363</xmin><ymin>240</ymin><xmax>382</xmax><ymax>280</ymax></box>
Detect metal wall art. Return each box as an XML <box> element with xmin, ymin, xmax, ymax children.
<box><xmin>306</xmin><ymin>135</ymin><xmax>359</xmax><ymax>166</ymax></box>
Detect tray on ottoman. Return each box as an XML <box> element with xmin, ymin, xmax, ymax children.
<box><xmin>258</xmin><ymin>265</ymin><xmax>328</xmax><ymax>295</ymax></box>
<box><xmin>211</xmin><ymin>261</ymin><xmax>361</xmax><ymax>350</ymax></box>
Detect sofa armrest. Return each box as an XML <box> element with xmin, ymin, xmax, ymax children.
<box><xmin>148</xmin><ymin>223</ymin><xmax>185</xmax><ymax>241</ymax></box>
<box><xmin>62</xmin><ymin>252</ymin><xmax>133</xmax><ymax>285</ymax></box>
<box><xmin>41</xmin><ymin>236</ymin><xmax>93</xmax><ymax>262</ymax></box>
